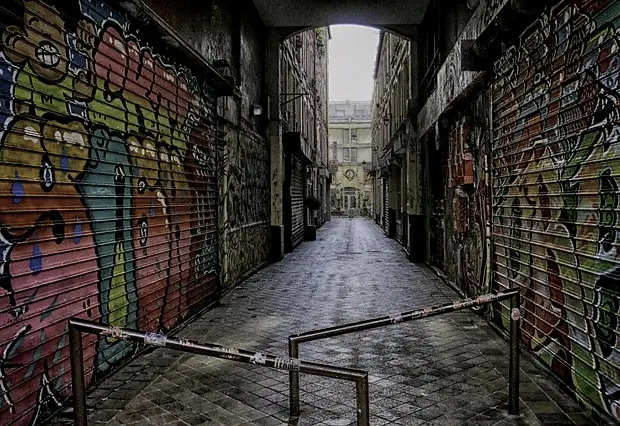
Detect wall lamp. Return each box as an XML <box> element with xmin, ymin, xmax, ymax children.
<box><xmin>252</xmin><ymin>104</ymin><xmax>263</xmax><ymax>116</ymax></box>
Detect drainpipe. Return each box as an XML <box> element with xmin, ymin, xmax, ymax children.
<box><xmin>485</xmin><ymin>89</ymin><xmax>493</xmax><ymax>294</ymax></box>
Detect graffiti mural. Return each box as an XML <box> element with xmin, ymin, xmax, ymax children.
<box><xmin>218</xmin><ymin>128</ymin><xmax>270</xmax><ymax>289</ymax></box>
<box><xmin>0</xmin><ymin>0</ymin><xmax>218</xmax><ymax>423</ymax></box>
<box><xmin>492</xmin><ymin>0</ymin><xmax>620</xmax><ymax>419</ymax></box>
<box><xmin>443</xmin><ymin>91</ymin><xmax>491</xmax><ymax>297</ymax></box>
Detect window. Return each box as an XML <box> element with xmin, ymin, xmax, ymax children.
<box><xmin>340</xmin><ymin>147</ymin><xmax>359</xmax><ymax>163</ymax></box>
<box><xmin>350</xmin><ymin>128</ymin><xmax>358</xmax><ymax>143</ymax></box>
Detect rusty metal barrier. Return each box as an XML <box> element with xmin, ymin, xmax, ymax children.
<box><xmin>68</xmin><ymin>319</ymin><xmax>370</xmax><ymax>425</ymax></box>
<box><xmin>288</xmin><ymin>288</ymin><xmax>521</xmax><ymax>419</ymax></box>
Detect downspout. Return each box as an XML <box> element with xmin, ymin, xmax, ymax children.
<box><xmin>485</xmin><ymin>87</ymin><xmax>493</xmax><ymax>295</ymax></box>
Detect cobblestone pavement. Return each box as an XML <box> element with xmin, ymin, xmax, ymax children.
<box><xmin>57</xmin><ymin>218</ymin><xmax>606</xmax><ymax>425</ymax></box>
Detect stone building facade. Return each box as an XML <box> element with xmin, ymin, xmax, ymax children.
<box><xmin>328</xmin><ymin>101</ymin><xmax>373</xmax><ymax>217</ymax></box>
<box><xmin>371</xmin><ymin>32</ymin><xmax>417</xmax><ymax>250</ymax></box>
<box><xmin>279</xmin><ymin>28</ymin><xmax>330</xmax><ymax>251</ymax></box>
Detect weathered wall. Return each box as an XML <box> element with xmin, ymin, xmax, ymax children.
<box><xmin>213</xmin><ymin>2</ymin><xmax>270</xmax><ymax>290</ymax></box>
<box><xmin>0</xmin><ymin>0</ymin><xmax>270</xmax><ymax>424</ymax></box>
<box><xmin>147</xmin><ymin>0</ymin><xmax>271</xmax><ymax>291</ymax></box>
<box><xmin>417</xmin><ymin>0</ymin><xmax>508</xmax><ymax>137</ymax></box>
<box><xmin>146</xmin><ymin>0</ymin><xmax>237</xmax><ymax>69</ymax></box>
<box><xmin>492</xmin><ymin>0</ymin><xmax>620</xmax><ymax>419</ymax></box>
<box><xmin>443</xmin><ymin>91</ymin><xmax>491</xmax><ymax>297</ymax></box>
<box><xmin>218</xmin><ymin>127</ymin><xmax>270</xmax><ymax>289</ymax></box>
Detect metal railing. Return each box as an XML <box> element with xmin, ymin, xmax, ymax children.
<box><xmin>68</xmin><ymin>319</ymin><xmax>370</xmax><ymax>425</ymax></box>
<box><xmin>288</xmin><ymin>288</ymin><xmax>521</xmax><ymax>419</ymax></box>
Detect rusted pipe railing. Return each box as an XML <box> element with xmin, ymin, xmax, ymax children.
<box><xmin>69</xmin><ymin>319</ymin><xmax>370</xmax><ymax>425</ymax></box>
<box><xmin>289</xmin><ymin>288</ymin><xmax>521</xmax><ymax>418</ymax></box>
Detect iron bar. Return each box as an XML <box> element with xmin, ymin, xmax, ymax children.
<box><xmin>69</xmin><ymin>322</ymin><xmax>87</xmax><ymax>426</ymax></box>
<box><xmin>289</xmin><ymin>338</ymin><xmax>301</xmax><ymax>417</ymax></box>
<box><xmin>356</xmin><ymin>375</ymin><xmax>370</xmax><ymax>425</ymax></box>
<box><xmin>290</xmin><ymin>288</ymin><xmax>519</xmax><ymax>344</ymax></box>
<box><xmin>68</xmin><ymin>319</ymin><xmax>368</xmax><ymax>425</ymax></box>
<box><xmin>280</xmin><ymin>92</ymin><xmax>308</xmax><ymax>106</ymax></box>
<box><xmin>289</xmin><ymin>288</ymin><xmax>520</xmax><ymax>418</ymax></box>
<box><xmin>509</xmin><ymin>291</ymin><xmax>521</xmax><ymax>415</ymax></box>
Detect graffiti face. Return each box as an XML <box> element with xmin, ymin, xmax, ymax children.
<box><xmin>2</xmin><ymin>1</ymin><xmax>69</xmax><ymax>82</ymax></box>
<box><xmin>0</xmin><ymin>115</ymin><xmax>99</xmax><ymax>425</ymax></box>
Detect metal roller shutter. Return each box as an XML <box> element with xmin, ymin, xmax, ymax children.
<box><xmin>0</xmin><ymin>1</ymin><xmax>218</xmax><ymax>424</ymax></box>
<box><xmin>383</xmin><ymin>178</ymin><xmax>389</xmax><ymax>233</ymax></box>
<box><xmin>291</xmin><ymin>154</ymin><xmax>305</xmax><ymax>248</ymax></box>
<box><xmin>491</xmin><ymin>0</ymin><xmax>620</xmax><ymax>420</ymax></box>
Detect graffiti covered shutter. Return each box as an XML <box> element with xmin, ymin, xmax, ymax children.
<box><xmin>291</xmin><ymin>154</ymin><xmax>305</xmax><ymax>248</ymax></box>
<box><xmin>0</xmin><ymin>0</ymin><xmax>218</xmax><ymax>424</ymax></box>
<box><xmin>491</xmin><ymin>0</ymin><xmax>620</xmax><ymax>420</ymax></box>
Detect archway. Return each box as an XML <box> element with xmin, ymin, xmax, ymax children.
<box><xmin>264</xmin><ymin>11</ymin><xmax>421</xmax><ymax>261</ymax></box>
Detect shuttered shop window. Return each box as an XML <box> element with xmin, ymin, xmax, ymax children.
<box><xmin>492</xmin><ymin>0</ymin><xmax>620</xmax><ymax>420</ymax></box>
<box><xmin>291</xmin><ymin>155</ymin><xmax>305</xmax><ymax>247</ymax></box>
<box><xmin>383</xmin><ymin>178</ymin><xmax>389</xmax><ymax>232</ymax></box>
<box><xmin>0</xmin><ymin>1</ymin><xmax>218</xmax><ymax>424</ymax></box>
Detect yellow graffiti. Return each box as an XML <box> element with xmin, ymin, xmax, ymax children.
<box><xmin>108</xmin><ymin>241</ymin><xmax>130</xmax><ymax>329</ymax></box>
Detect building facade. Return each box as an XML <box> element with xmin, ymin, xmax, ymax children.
<box><xmin>328</xmin><ymin>101</ymin><xmax>373</xmax><ymax>217</ymax></box>
<box><xmin>279</xmin><ymin>28</ymin><xmax>330</xmax><ymax>252</ymax></box>
<box><xmin>371</xmin><ymin>32</ymin><xmax>417</xmax><ymax>250</ymax></box>
<box><xmin>371</xmin><ymin>0</ymin><xmax>620</xmax><ymax>421</ymax></box>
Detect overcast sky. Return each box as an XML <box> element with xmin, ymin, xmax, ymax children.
<box><xmin>328</xmin><ymin>25</ymin><xmax>380</xmax><ymax>102</ymax></box>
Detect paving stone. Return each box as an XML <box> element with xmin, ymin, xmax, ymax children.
<box><xmin>113</xmin><ymin>411</ymin><xmax>146</xmax><ymax>423</ymax></box>
<box><xmin>51</xmin><ymin>218</ymin><xmax>602</xmax><ymax>425</ymax></box>
<box><xmin>412</xmin><ymin>405</ymin><xmax>445</xmax><ymax>421</ymax></box>
<box><xmin>87</xmin><ymin>409</ymin><xmax>119</xmax><ymax>423</ymax></box>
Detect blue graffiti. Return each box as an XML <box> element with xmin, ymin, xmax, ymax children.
<box><xmin>30</xmin><ymin>244</ymin><xmax>43</xmax><ymax>275</ymax></box>
<box><xmin>73</xmin><ymin>219</ymin><xmax>83</xmax><ymax>245</ymax></box>
<box><xmin>11</xmin><ymin>172</ymin><xmax>24</xmax><ymax>204</ymax></box>
<box><xmin>60</xmin><ymin>156</ymin><xmax>70</xmax><ymax>173</ymax></box>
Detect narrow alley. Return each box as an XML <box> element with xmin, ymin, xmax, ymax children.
<box><xmin>2</xmin><ymin>0</ymin><xmax>620</xmax><ymax>425</ymax></box>
<box><xmin>64</xmin><ymin>219</ymin><xmax>591</xmax><ymax>426</ymax></box>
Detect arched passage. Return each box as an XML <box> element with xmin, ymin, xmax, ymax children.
<box><xmin>266</xmin><ymin>19</ymin><xmax>420</xmax><ymax>261</ymax></box>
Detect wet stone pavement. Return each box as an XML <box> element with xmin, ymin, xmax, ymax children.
<box><xmin>55</xmin><ymin>218</ymin><xmax>605</xmax><ymax>425</ymax></box>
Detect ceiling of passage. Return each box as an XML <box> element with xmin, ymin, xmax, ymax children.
<box><xmin>252</xmin><ymin>0</ymin><xmax>430</xmax><ymax>27</ymax></box>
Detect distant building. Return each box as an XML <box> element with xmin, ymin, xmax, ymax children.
<box><xmin>328</xmin><ymin>101</ymin><xmax>373</xmax><ymax>217</ymax></box>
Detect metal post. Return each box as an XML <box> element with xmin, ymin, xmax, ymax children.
<box><xmin>69</xmin><ymin>322</ymin><xmax>87</xmax><ymax>426</ymax></box>
<box><xmin>289</xmin><ymin>337</ymin><xmax>300</xmax><ymax>417</ymax></box>
<box><xmin>508</xmin><ymin>291</ymin><xmax>521</xmax><ymax>415</ymax></box>
<box><xmin>356</xmin><ymin>374</ymin><xmax>370</xmax><ymax>426</ymax></box>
